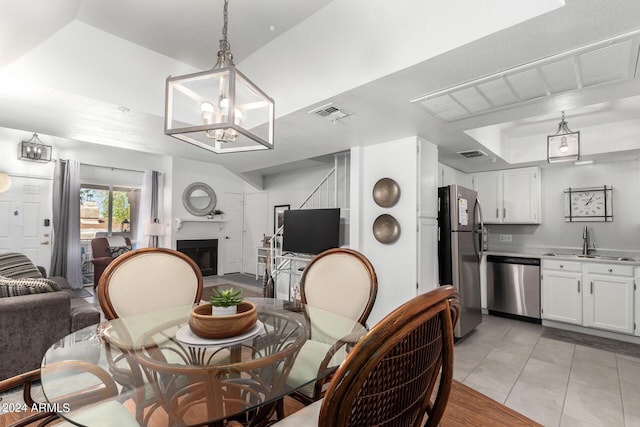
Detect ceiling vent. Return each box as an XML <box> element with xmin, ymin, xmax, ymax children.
<box><xmin>458</xmin><ymin>150</ymin><xmax>488</xmax><ymax>158</ymax></box>
<box><xmin>309</xmin><ymin>103</ymin><xmax>352</xmax><ymax>121</ymax></box>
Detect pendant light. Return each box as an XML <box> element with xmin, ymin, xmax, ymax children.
<box><xmin>547</xmin><ymin>111</ymin><xmax>579</xmax><ymax>163</ymax></box>
<box><xmin>164</xmin><ymin>0</ymin><xmax>275</xmax><ymax>154</ymax></box>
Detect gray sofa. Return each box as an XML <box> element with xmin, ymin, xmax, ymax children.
<box><xmin>0</xmin><ymin>254</ymin><xmax>101</xmax><ymax>381</ymax></box>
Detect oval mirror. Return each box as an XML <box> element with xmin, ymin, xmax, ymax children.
<box><xmin>183</xmin><ymin>182</ymin><xmax>217</xmax><ymax>216</ymax></box>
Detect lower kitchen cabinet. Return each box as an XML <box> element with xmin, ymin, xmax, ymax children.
<box><xmin>542</xmin><ymin>260</ymin><xmax>636</xmax><ymax>335</ymax></box>
<box><xmin>583</xmin><ymin>264</ymin><xmax>635</xmax><ymax>334</ymax></box>
<box><xmin>542</xmin><ymin>268</ymin><xmax>582</xmax><ymax>325</ymax></box>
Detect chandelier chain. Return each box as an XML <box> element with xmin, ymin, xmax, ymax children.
<box><xmin>219</xmin><ymin>0</ymin><xmax>231</xmax><ymax>52</ymax></box>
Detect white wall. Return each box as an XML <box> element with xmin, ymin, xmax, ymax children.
<box><xmin>170</xmin><ymin>157</ymin><xmax>249</xmax><ymax>274</ymax></box>
<box><xmin>263</xmin><ymin>164</ymin><xmax>333</xmax><ymax>236</ymax></box>
<box><xmin>355</xmin><ymin>136</ymin><xmax>419</xmax><ymax>325</ymax></box>
<box><xmin>487</xmin><ymin>159</ymin><xmax>640</xmax><ymax>255</ymax></box>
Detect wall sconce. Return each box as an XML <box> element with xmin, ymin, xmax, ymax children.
<box><xmin>120</xmin><ymin>218</ymin><xmax>131</xmax><ymax>233</ymax></box>
<box><xmin>0</xmin><ymin>173</ymin><xmax>11</xmax><ymax>193</ymax></box>
<box><xmin>547</xmin><ymin>111</ymin><xmax>579</xmax><ymax>163</ymax></box>
<box><xmin>19</xmin><ymin>133</ymin><xmax>52</xmax><ymax>163</ymax></box>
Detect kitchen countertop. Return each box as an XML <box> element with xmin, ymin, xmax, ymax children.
<box><xmin>485</xmin><ymin>250</ymin><xmax>640</xmax><ymax>266</ymax></box>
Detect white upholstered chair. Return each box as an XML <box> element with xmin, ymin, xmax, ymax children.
<box><xmin>97</xmin><ymin>247</ymin><xmax>203</xmax><ymax>423</ymax></box>
<box><xmin>283</xmin><ymin>248</ymin><xmax>378</xmax><ymax>409</ymax></box>
<box><xmin>98</xmin><ymin>247</ymin><xmax>203</xmax><ymax>320</ymax></box>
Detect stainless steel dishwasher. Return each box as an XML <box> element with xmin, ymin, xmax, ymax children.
<box><xmin>486</xmin><ymin>255</ymin><xmax>541</xmax><ymax>322</ymax></box>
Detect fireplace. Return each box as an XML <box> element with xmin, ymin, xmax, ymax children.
<box><xmin>176</xmin><ymin>239</ymin><xmax>218</xmax><ymax>276</ymax></box>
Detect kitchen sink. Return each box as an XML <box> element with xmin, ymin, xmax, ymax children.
<box><xmin>542</xmin><ymin>253</ymin><xmax>634</xmax><ymax>262</ymax></box>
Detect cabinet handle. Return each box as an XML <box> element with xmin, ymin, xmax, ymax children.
<box><xmin>503</xmin><ymin>208</ymin><xmax>506</xmax><ymax>218</ymax></box>
<box><xmin>590</xmin><ymin>281</ymin><xmax>593</xmax><ymax>294</ymax></box>
<box><xmin>496</xmin><ymin>208</ymin><xmax>499</xmax><ymax>219</ymax></box>
<box><xmin>608</xmin><ymin>268</ymin><xmax>613</xmax><ymax>273</ymax></box>
<box><xmin>560</xmin><ymin>265</ymin><xmax>564</xmax><ymax>268</ymax></box>
<box><xmin>577</xmin><ymin>280</ymin><xmax>580</xmax><ymax>292</ymax></box>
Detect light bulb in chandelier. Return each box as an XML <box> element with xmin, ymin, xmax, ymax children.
<box><xmin>201</xmin><ymin>102</ymin><xmax>215</xmax><ymax>123</ymax></box>
<box><xmin>559</xmin><ymin>136</ymin><xmax>569</xmax><ymax>153</ymax></box>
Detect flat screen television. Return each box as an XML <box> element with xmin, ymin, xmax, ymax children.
<box><xmin>282</xmin><ymin>208</ymin><xmax>340</xmax><ymax>255</ymax></box>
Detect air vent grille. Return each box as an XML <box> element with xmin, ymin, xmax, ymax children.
<box><xmin>458</xmin><ymin>150</ymin><xmax>488</xmax><ymax>158</ymax></box>
<box><xmin>309</xmin><ymin>103</ymin><xmax>352</xmax><ymax>121</ymax></box>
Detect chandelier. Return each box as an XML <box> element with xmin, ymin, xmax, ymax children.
<box><xmin>164</xmin><ymin>0</ymin><xmax>274</xmax><ymax>153</ymax></box>
<box><xmin>547</xmin><ymin>111</ymin><xmax>579</xmax><ymax>163</ymax></box>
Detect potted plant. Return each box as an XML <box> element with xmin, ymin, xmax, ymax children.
<box><xmin>207</xmin><ymin>209</ymin><xmax>225</xmax><ymax>219</ymax></box>
<box><xmin>209</xmin><ymin>287</ymin><xmax>243</xmax><ymax>315</ymax></box>
<box><xmin>189</xmin><ymin>287</ymin><xmax>257</xmax><ymax>339</ymax></box>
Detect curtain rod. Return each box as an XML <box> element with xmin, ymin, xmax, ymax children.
<box><xmin>7</xmin><ymin>173</ymin><xmax>53</xmax><ymax>181</ymax></box>
<box><xmin>79</xmin><ymin>161</ymin><xmax>144</xmax><ymax>174</ymax></box>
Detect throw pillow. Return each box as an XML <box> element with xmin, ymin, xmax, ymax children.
<box><xmin>0</xmin><ymin>275</ymin><xmax>62</xmax><ymax>298</ymax></box>
<box><xmin>108</xmin><ymin>246</ymin><xmax>131</xmax><ymax>259</ymax></box>
<box><xmin>0</xmin><ymin>252</ymin><xmax>43</xmax><ymax>279</ymax></box>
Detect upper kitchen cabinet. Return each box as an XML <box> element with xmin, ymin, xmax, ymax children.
<box><xmin>418</xmin><ymin>140</ymin><xmax>439</xmax><ymax>219</ymax></box>
<box><xmin>472</xmin><ymin>166</ymin><xmax>541</xmax><ymax>224</ymax></box>
<box><xmin>437</xmin><ymin>163</ymin><xmax>472</xmax><ymax>188</ymax></box>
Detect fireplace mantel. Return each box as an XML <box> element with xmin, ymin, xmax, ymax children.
<box><xmin>174</xmin><ymin>218</ymin><xmax>226</xmax><ymax>231</ymax></box>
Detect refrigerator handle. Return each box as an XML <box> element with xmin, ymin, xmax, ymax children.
<box><xmin>474</xmin><ymin>199</ymin><xmax>484</xmax><ymax>262</ymax></box>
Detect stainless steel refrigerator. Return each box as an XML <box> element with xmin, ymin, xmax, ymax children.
<box><xmin>437</xmin><ymin>184</ymin><xmax>483</xmax><ymax>338</ymax></box>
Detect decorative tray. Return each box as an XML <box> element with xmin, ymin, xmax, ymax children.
<box><xmin>175</xmin><ymin>321</ymin><xmax>263</xmax><ymax>346</ymax></box>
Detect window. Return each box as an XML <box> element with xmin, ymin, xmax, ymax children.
<box><xmin>80</xmin><ymin>184</ymin><xmax>140</xmax><ymax>240</ymax></box>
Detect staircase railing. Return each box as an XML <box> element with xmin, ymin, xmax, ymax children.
<box><xmin>267</xmin><ymin>152</ymin><xmax>350</xmax><ymax>287</ymax></box>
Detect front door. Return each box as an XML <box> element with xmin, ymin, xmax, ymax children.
<box><xmin>223</xmin><ymin>192</ymin><xmax>243</xmax><ymax>274</ymax></box>
<box><xmin>0</xmin><ymin>176</ymin><xmax>53</xmax><ymax>271</ymax></box>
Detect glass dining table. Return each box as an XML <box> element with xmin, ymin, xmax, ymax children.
<box><xmin>40</xmin><ymin>298</ymin><xmax>366</xmax><ymax>427</ymax></box>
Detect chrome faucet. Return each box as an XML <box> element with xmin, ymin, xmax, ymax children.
<box><xmin>582</xmin><ymin>225</ymin><xmax>589</xmax><ymax>255</ymax></box>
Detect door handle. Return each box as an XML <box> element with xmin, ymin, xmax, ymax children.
<box><xmin>40</xmin><ymin>241</ymin><xmax>49</xmax><ymax>245</ymax></box>
<box><xmin>225</xmin><ymin>236</ymin><xmax>231</xmax><ymax>239</ymax></box>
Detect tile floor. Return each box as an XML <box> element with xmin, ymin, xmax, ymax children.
<box><xmin>455</xmin><ymin>314</ymin><xmax>640</xmax><ymax>427</ymax></box>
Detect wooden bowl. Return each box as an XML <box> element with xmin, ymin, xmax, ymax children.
<box><xmin>189</xmin><ymin>301</ymin><xmax>257</xmax><ymax>339</ymax></box>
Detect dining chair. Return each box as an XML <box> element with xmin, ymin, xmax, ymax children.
<box><xmin>283</xmin><ymin>248</ymin><xmax>378</xmax><ymax>408</ymax></box>
<box><xmin>97</xmin><ymin>247</ymin><xmax>204</xmax><ymax>424</ymax></box>
<box><xmin>0</xmin><ymin>360</ymin><xmax>139</xmax><ymax>427</ymax></box>
<box><xmin>273</xmin><ymin>285</ymin><xmax>460</xmax><ymax>427</ymax></box>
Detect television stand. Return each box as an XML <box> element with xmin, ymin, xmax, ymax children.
<box><xmin>272</xmin><ymin>253</ymin><xmax>313</xmax><ymax>301</ymax></box>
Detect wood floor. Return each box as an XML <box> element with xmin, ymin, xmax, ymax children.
<box><xmin>1</xmin><ymin>380</ymin><xmax>540</xmax><ymax>427</ymax></box>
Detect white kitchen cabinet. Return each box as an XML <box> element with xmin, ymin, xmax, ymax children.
<box><xmin>418</xmin><ymin>141</ymin><xmax>438</xmax><ymax>219</ymax></box>
<box><xmin>472</xmin><ymin>171</ymin><xmax>502</xmax><ymax>223</ymax></box>
<box><xmin>417</xmin><ymin>217</ymin><xmax>438</xmax><ymax>294</ymax></box>
<box><xmin>583</xmin><ymin>263</ymin><xmax>635</xmax><ymax>334</ymax></box>
<box><xmin>438</xmin><ymin>163</ymin><xmax>471</xmax><ymax>188</ymax></box>
<box><xmin>472</xmin><ymin>166</ymin><xmax>541</xmax><ymax>224</ymax></box>
<box><xmin>636</xmin><ymin>267</ymin><xmax>640</xmax><ymax>337</ymax></box>
<box><xmin>542</xmin><ymin>261</ymin><xmax>583</xmax><ymax>325</ymax></box>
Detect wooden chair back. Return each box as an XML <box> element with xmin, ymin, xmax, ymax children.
<box><xmin>300</xmin><ymin>248</ymin><xmax>377</xmax><ymax>325</ymax></box>
<box><xmin>319</xmin><ymin>285</ymin><xmax>460</xmax><ymax>427</ymax></box>
<box><xmin>98</xmin><ymin>248</ymin><xmax>203</xmax><ymax>320</ymax></box>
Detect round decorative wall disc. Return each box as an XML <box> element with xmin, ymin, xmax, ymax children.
<box><xmin>372</xmin><ymin>178</ymin><xmax>400</xmax><ymax>208</ymax></box>
<box><xmin>373</xmin><ymin>214</ymin><xmax>400</xmax><ymax>244</ymax></box>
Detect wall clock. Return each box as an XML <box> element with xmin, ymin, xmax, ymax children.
<box><xmin>564</xmin><ymin>186</ymin><xmax>613</xmax><ymax>222</ymax></box>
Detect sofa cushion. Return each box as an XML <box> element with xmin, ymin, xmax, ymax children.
<box><xmin>108</xmin><ymin>246</ymin><xmax>131</xmax><ymax>258</ymax></box>
<box><xmin>0</xmin><ymin>252</ymin><xmax>43</xmax><ymax>279</ymax></box>
<box><xmin>0</xmin><ymin>275</ymin><xmax>62</xmax><ymax>298</ymax></box>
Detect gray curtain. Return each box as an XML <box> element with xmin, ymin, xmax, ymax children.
<box><xmin>149</xmin><ymin>170</ymin><xmax>159</xmax><ymax>247</ymax></box>
<box><xmin>51</xmin><ymin>159</ymin><xmax>82</xmax><ymax>288</ymax></box>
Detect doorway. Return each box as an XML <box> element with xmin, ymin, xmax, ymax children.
<box><xmin>0</xmin><ymin>176</ymin><xmax>53</xmax><ymax>271</ymax></box>
<box><xmin>223</xmin><ymin>192</ymin><xmax>243</xmax><ymax>274</ymax></box>
<box><xmin>242</xmin><ymin>192</ymin><xmax>268</xmax><ymax>275</ymax></box>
